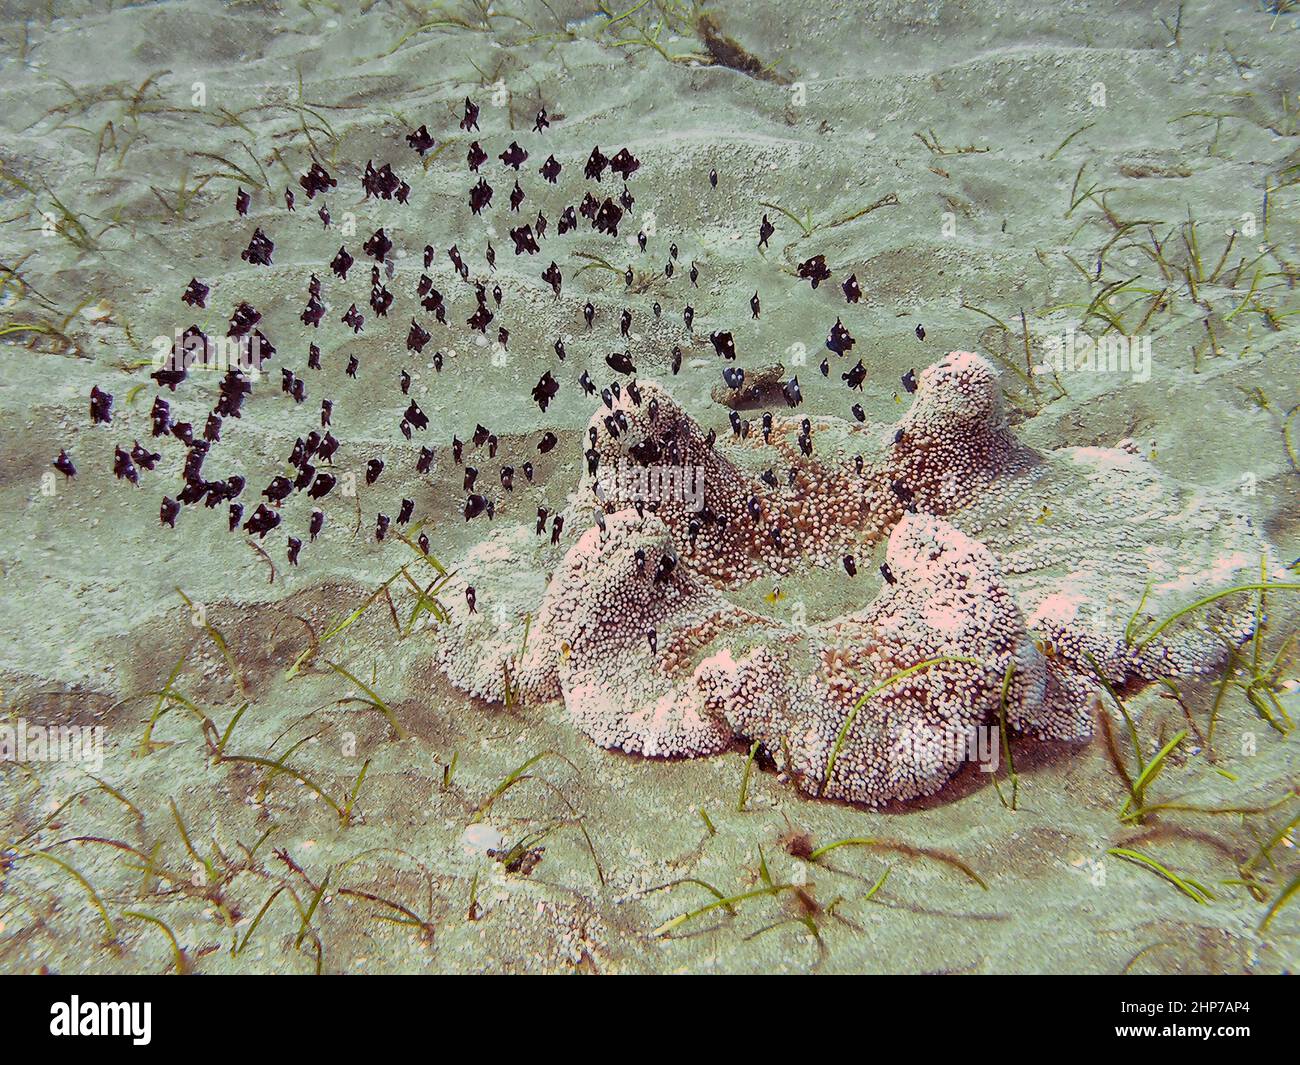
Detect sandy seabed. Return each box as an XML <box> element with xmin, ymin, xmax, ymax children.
<box><xmin>0</xmin><ymin>0</ymin><xmax>1297</xmax><ymax>973</ymax></box>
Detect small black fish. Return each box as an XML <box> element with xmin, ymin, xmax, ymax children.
<box><xmin>375</xmin><ymin>513</ymin><xmax>389</xmax><ymax>541</ymax></box>
<box><xmin>758</xmin><ymin>214</ymin><xmax>774</xmax><ymax>248</ymax></box>
<box><xmin>842</xmin><ymin>275</ymin><xmax>861</xmax><ymax>303</ymax></box>
<box><xmin>235</xmin><ymin>187</ymin><xmax>250</xmax><ymax>215</ymax></box>
<box><xmin>330</xmin><ymin>246</ymin><xmax>354</xmax><ymax>279</ymax></box>
<box><xmin>594</xmin><ymin>198</ymin><xmax>623</xmax><ymax>236</ymax></box>
<box><xmin>709</xmin><ymin>168</ymin><xmax>718</xmax><ymax>188</ymax></box>
<box><xmin>460</xmin><ymin>97</ymin><xmax>480</xmax><ymax>132</ymax></box>
<box><xmin>90</xmin><ymin>386</ymin><xmax>113</xmax><ymax>425</ymax></box>
<box><xmin>902</xmin><ymin>368</ymin><xmax>918</xmax><ymax>394</ymax></box>
<box><xmin>308</xmin><ymin>473</ymin><xmax>336</xmax><ymax>499</ymax></box>
<box><xmin>671</xmin><ymin>347</ymin><xmax>682</xmax><ymax>375</ymax></box>
<box><xmin>241</xmin><ymin>228</ymin><xmax>274</xmax><ymax>266</ymax></box>
<box><xmin>299</xmin><ymin>162</ymin><xmax>336</xmax><ymax>200</ymax></box>
<box><xmin>398</xmin><ymin>498</ymin><xmax>414</xmax><ymax>524</ymax></box>
<box><xmin>467</xmin><ymin>141</ymin><xmax>487</xmax><ymax>171</ymax></box>
<box><xmin>309</xmin><ymin>509</ymin><xmax>324</xmax><ymax>540</ymax></box>
<box><xmin>722</xmin><ymin>366</ymin><xmax>745</xmax><ymax>390</ymax></box>
<box><xmin>151</xmin><ymin>397</ymin><xmax>171</xmax><ymax>437</ymax></box>
<box><xmin>578</xmin><ymin>370</ymin><xmax>595</xmax><ymax>396</ymax></box>
<box><xmin>585</xmin><ymin>147</ymin><xmax>608</xmax><ymax>181</ymax></box>
<box><xmin>509</xmin><ymin>224</ymin><xmax>539</xmax><ymax>256</ymax></box>
<box><xmin>710</xmin><ymin>331</ymin><xmax>736</xmax><ymax>360</ymax></box>
<box><xmin>826</xmin><ymin>318</ymin><xmax>855</xmax><ymax>356</ymax></box>
<box><xmin>538</xmin><ymin>431</ymin><xmax>558</xmax><ymax>453</ymax></box>
<box><xmin>228</xmin><ymin>301</ymin><xmax>261</xmax><ymax>337</ymax></box>
<box><xmin>131</xmin><ymin>441</ymin><xmax>161</xmax><ymax>470</ymax></box>
<box><xmin>880</xmin><ymin>562</ymin><xmax>896</xmax><ymax>585</ymax></box>
<box><xmin>842</xmin><ymin>360</ymin><xmax>867</xmax><ymax>391</ymax></box>
<box><xmin>287</xmin><ymin>536</ymin><xmax>302</xmax><ymax>565</ymax></box>
<box><xmin>469</xmin><ymin>177</ymin><xmax>493</xmax><ymax>214</ymax></box>
<box><xmin>244</xmin><ymin>503</ymin><xmax>281</xmax><ymax>538</ymax></box>
<box><xmin>797</xmin><ymin>255</ymin><xmax>831</xmax><ymax>288</ymax></box>
<box><xmin>891</xmin><ymin>479</ymin><xmax>914</xmax><ymax>505</ymax></box>
<box><xmin>610</xmin><ymin>147</ymin><xmax>640</xmax><ymax>179</ymax></box>
<box><xmin>159</xmin><ymin>496</ymin><xmax>180</xmax><ymax>528</ymax></box>
<box><xmin>851</xmin><ymin>403</ymin><xmax>865</xmax><ymax>422</ymax></box>
<box><xmin>683</xmin><ymin>305</ymin><xmax>695</xmax><ymax>331</ymax></box>
<box><xmin>362</xmin><ymin>228</ymin><xmax>393</xmax><ymax>261</ymax></box>
<box><xmin>406</xmin><ymin>124</ymin><xmax>435</xmax><ymax>154</ymax></box>
<box><xmin>467</xmin><ymin>304</ymin><xmax>493</xmax><ymax>333</ymax></box>
<box><xmin>606</xmin><ymin>351</ymin><xmax>635</xmax><ymax>375</ymax></box>
<box><xmin>113</xmin><ymin>446</ymin><xmax>138</xmax><ymax>485</ymax></box>
<box><xmin>228</xmin><ymin>503</ymin><xmax>244</xmax><ymax>531</ymax></box>
<box><xmin>181</xmin><ymin>278</ymin><xmax>208</xmax><ymax>307</ymax></box>
<box><xmin>53</xmin><ymin>450</ymin><xmax>76</xmax><ymax>477</ymax></box>
<box><xmin>583</xmin><ymin>302</ymin><xmax>595</xmax><ymax>329</ymax></box>
<box><xmin>533</xmin><ymin>371</ymin><xmax>560</xmax><ymax>412</ymax></box>
<box><xmin>263</xmin><ymin>476</ymin><xmax>293</xmax><ymax>504</ymax></box>
<box><xmin>783</xmin><ymin>377</ymin><xmax>803</xmax><ymax>408</ymax></box>
<box><xmin>915</xmin><ymin>323</ymin><xmax>926</xmax><ymax>341</ymax></box>
<box><xmin>655</xmin><ymin>551</ymin><xmax>677</xmax><ymax>583</ymax></box>
<box><xmin>750</xmin><ymin>291</ymin><xmax>761</xmax><ymax>319</ymax></box>
<box><xmin>499</xmin><ymin>141</ymin><xmax>528</xmax><ymax>169</ymax></box>
<box><xmin>540</xmin><ymin>155</ymin><xmax>561</xmax><ymax>183</ymax></box>
<box><xmin>466</xmin><ymin>586</ymin><xmax>477</xmax><ymax>613</ymax></box>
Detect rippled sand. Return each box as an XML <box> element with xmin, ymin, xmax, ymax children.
<box><xmin>0</xmin><ymin>0</ymin><xmax>1297</xmax><ymax>973</ymax></box>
